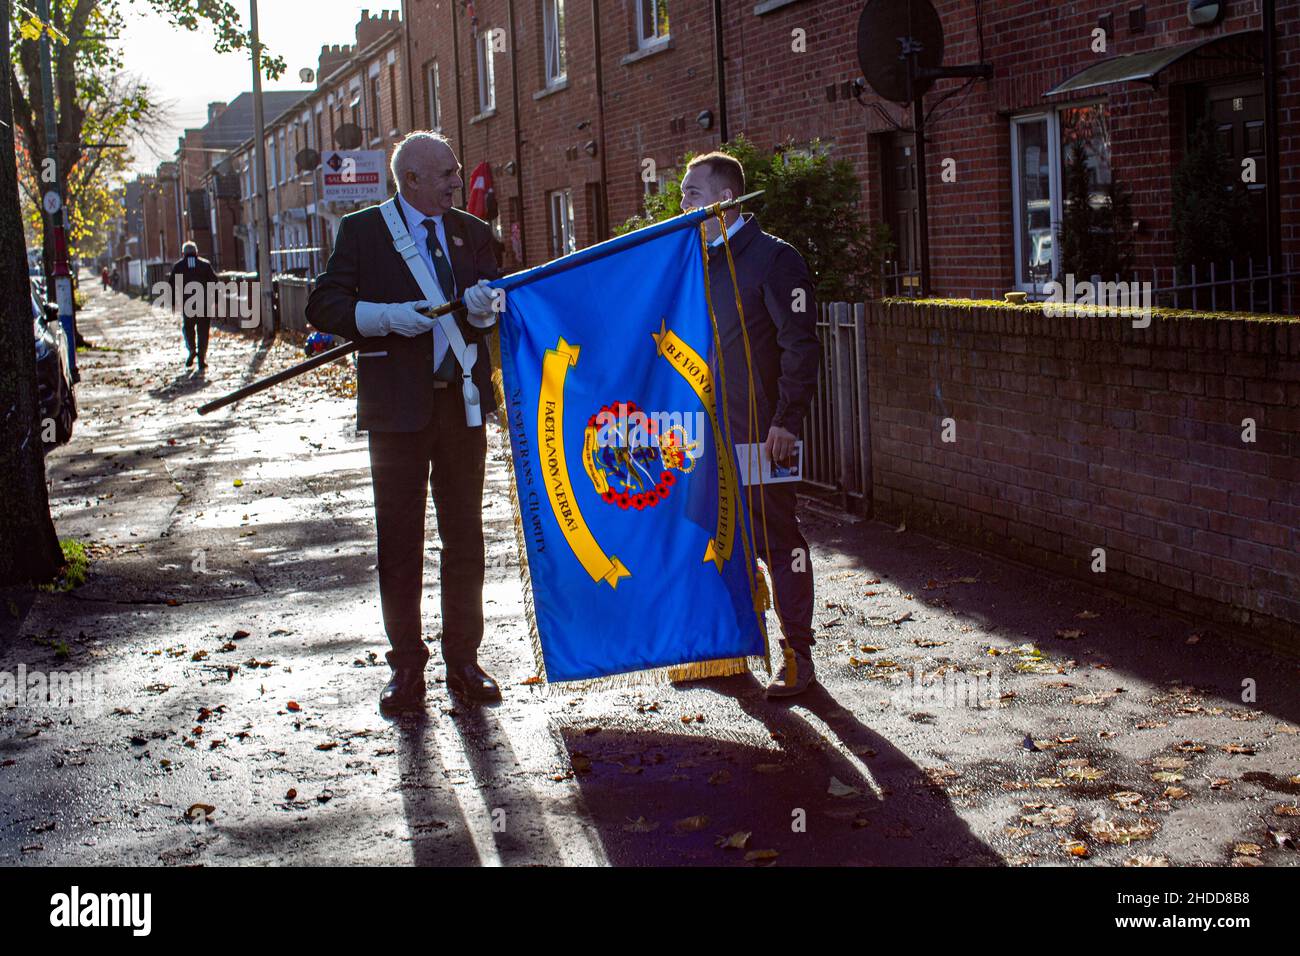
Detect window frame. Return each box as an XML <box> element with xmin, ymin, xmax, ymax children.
<box><xmin>477</xmin><ymin>29</ymin><xmax>497</xmax><ymax>114</ymax></box>
<box><xmin>636</xmin><ymin>0</ymin><xmax>670</xmax><ymax>50</ymax></box>
<box><xmin>425</xmin><ymin>59</ymin><xmax>442</xmax><ymax>129</ymax></box>
<box><xmin>548</xmin><ymin>188</ymin><xmax>576</xmax><ymax>258</ymax></box>
<box><xmin>1009</xmin><ymin>111</ymin><xmax>1062</xmax><ymax>293</ymax></box>
<box><xmin>543</xmin><ymin>0</ymin><xmax>567</xmax><ymax>88</ymax></box>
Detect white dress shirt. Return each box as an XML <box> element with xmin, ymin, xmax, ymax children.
<box><xmin>710</xmin><ymin>212</ymin><xmax>748</xmax><ymax>247</ymax></box>
<box><xmin>396</xmin><ymin>191</ymin><xmax>452</xmax><ymax>367</ymax></box>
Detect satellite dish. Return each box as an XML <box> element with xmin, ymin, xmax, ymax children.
<box><xmin>1187</xmin><ymin>0</ymin><xmax>1224</xmax><ymax>27</ymax></box>
<box><xmin>296</xmin><ymin>148</ymin><xmax>321</xmax><ymax>172</ymax></box>
<box><xmin>856</xmin><ymin>0</ymin><xmax>945</xmax><ymax>104</ymax></box>
<box><xmin>334</xmin><ymin>122</ymin><xmax>362</xmax><ymax>150</ymax></box>
<box><xmin>299</xmin><ymin>67</ymin><xmax>315</xmax><ymax>83</ymax></box>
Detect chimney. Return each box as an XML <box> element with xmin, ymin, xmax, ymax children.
<box><xmin>355</xmin><ymin>8</ymin><xmax>399</xmax><ymax>50</ymax></box>
<box><xmin>318</xmin><ymin>43</ymin><xmax>352</xmax><ymax>82</ymax></box>
<box><xmin>207</xmin><ymin>101</ymin><xmax>227</xmax><ymax>124</ymax></box>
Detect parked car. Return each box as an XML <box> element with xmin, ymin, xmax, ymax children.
<box><xmin>32</xmin><ymin>290</ymin><xmax>76</xmax><ymax>452</ymax></box>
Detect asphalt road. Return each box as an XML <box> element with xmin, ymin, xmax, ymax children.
<box><xmin>2</xmin><ymin>282</ymin><xmax>1298</xmax><ymax>867</ymax></box>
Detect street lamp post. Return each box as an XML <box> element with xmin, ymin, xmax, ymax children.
<box><xmin>250</xmin><ymin>0</ymin><xmax>275</xmax><ymax>335</ymax></box>
<box><xmin>34</xmin><ymin>0</ymin><xmax>77</xmax><ymax>377</ymax></box>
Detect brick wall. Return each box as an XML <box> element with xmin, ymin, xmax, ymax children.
<box><xmin>403</xmin><ymin>0</ymin><xmax>1300</xmax><ymax>296</ymax></box>
<box><xmin>863</xmin><ymin>300</ymin><xmax>1300</xmax><ymax>647</ymax></box>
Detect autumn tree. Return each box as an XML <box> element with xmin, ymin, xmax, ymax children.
<box><xmin>1</xmin><ymin>0</ymin><xmax>62</xmax><ymax>583</ymax></box>
<box><xmin>0</xmin><ymin>0</ymin><xmax>283</xmax><ymax>586</ymax></box>
<box><xmin>8</xmin><ymin>0</ymin><xmax>285</xmax><ymax>276</ymax></box>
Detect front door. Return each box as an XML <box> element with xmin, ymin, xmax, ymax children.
<box><xmin>881</xmin><ymin>131</ymin><xmax>920</xmax><ymax>293</ymax></box>
<box><xmin>1201</xmin><ymin>79</ymin><xmax>1269</xmax><ymax>265</ymax></box>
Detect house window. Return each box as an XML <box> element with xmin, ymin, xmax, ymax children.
<box><xmin>637</xmin><ymin>0</ymin><xmax>669</xmax><ymax>49</ymax></box>
<box><xmin>389</xmin><ymin>63</ymin><xmax>398</xmax><ymax>128</ymax></box>
<box><xmin>370</xmin><ymin>74</ymin><xmax>382</xmax><ymax>141</ymax></box>
<box><xmin>543</xmin><ymin>0</ymin><xmax>566</xmax><ymax>86</ymax></box>
<box><xmin>548</xmin><ymin>189</ymin><xmax>575</xmax><ymax>257</ymax></box>
<box><xmin>1009</xmin><ymin>104</ymin><xmax>1112</xmax><ymax>290</ymax></box>
<box><xmin>426</xmin><ymin>60</ymin><xmax>441</xmax><ymax>128</ymax></box>
<box><xmin>1010</xmin><ymin>115</ymin><xmax>1057</xmax><ymax>289</ymax></box>
<box><xmin>477</xmin><ymin>30</ymin><xmax>497</xmax><ymax>113</ymax></box>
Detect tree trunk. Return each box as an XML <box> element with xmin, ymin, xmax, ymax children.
<box><xmin>0</xmin><ymin>3</ymin><xmax>64</xmax><ymax>585</ymax></box>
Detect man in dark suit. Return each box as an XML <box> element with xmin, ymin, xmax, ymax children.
<box><xmin>680</xmin><ymin>152</ymin><xmax>822</xmax><ymax>698</ymax></box>
<box><xmin>307</xmin><ymin>132</ymin><xmax>503</xmax><ymax>712</ymax></box>
<box><xmin>169</xmin><ymin>240</ymin><xmax>220</xmax><ymax>372</ymax></box>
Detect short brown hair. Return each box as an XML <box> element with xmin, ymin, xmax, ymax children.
<box><xmin>686</xmin><ymin>151</ymin><xmax>745</xmax><ymax>200</ymax></box>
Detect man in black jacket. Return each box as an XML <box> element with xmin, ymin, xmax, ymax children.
<box><xmin>306</xmin><ymin>132</ymin><xmax>503</xmax><ymax>712</ymax></box>
<box><xmin>680</xmin><ymin>152</ymin><xmax>822</xmax><ymax>698</ymax></box>
<box><xmin>169</xmin><ymin>241</ymin><xmax>220</xmax><ymax>371</ymax></box>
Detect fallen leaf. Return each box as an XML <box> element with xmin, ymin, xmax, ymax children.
<box><xmin>674</xmin><ymin>815</ymin><xmax>709</xmax><ymax>832</ymax></box>
<box><xmin>828</xmin><ymin>776</ymin><xmax>861</xmax><ymax>798</ymax></box>
<box><xmin>185</xmin><ymin>803</ymin><xmax>215</xmax><ymax>823</ymax></box>
<box><xmin>1021</xmin><ymin>805</ymin><xmax>1076</xmax><ymax>828</ymax></box>
<box><xmin>744</xmin><ymin>849</ymin><xmax>779</xmax><ymax>863</ymax></box>
<box><xmin>1083</xmin><ymin>817</ymin><xmax>1159</xmax><ymax>845</ymax></box>
<box><xmin>716</xmin><ymin>831</ymin><xmax>751</xmax><ymax>850</ymax></box>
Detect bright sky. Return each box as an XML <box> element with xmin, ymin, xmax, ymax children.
<box><xmin>120</xmin><ymin>0</ymin><xmax>376</xmax><ymax>175</ymax></box>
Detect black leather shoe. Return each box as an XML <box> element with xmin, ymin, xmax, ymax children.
<box><xmin>446</xmin><ymin>661</ymin><xmax>501</xmax><ymax>702</ymax></box>
<box><xmin>379</xmin><ymin>666</ymin><xmax>427</xmax><ymax>714</ymax></box>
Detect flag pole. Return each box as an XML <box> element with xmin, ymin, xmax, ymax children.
<box><xmin>197</xmin><ymin>191</ymin><xmax>763</xmax><ymax>416</ymax></box>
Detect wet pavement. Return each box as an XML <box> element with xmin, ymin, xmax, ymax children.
<box><xmin>2</xmin><ymin>281</ymin><xmax>1298</xmax><ymax>867</ymax></box>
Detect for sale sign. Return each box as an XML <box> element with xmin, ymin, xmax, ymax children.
<box><xmin>320</xmin><ymin>150</ymin><xmax>387</xmax><ymax>202</ymax></box>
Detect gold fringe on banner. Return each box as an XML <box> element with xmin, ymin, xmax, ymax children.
<box><xmin>490</xmin><ymin>362</ymin><xmax>548</xmax><ymax>685</ymax></box>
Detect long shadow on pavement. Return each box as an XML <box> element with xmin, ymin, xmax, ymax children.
<box><xmin>560</xmin><ymin>673</ymin><xmax>1000</xmax><ymax>866</ymax></box>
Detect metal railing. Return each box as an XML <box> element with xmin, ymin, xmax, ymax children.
<box><xmin>879</xmin><ymin>260</ymin><xmax>923</xmax><ymax>299</ymax></box>
<box><xmin>1151</xmin><ymin>253</ymin><xmax>1299</xmax><ymax>314</ymax></box>
<box><xmin>273</xmin><ymin>275</ymin><xmax>315</xmax><ymax>332</ymax></box>
<box><xmin>802</xmin><ymin>301</ymin><xmax>872</xmax><ymax>511</ymax></box>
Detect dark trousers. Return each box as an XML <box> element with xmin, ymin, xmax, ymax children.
<box><xmin>367</xmin><ymin>386</ymin><xmax>488</xmax><ymax>670</ymax></box>
<box><xmin>182</xmin><ymin>315</ymin><xmax>211</xmax><ymax>361</ymax></box>
<box><xmin>749</xmin><ymin>482</ymin><xmax>815</xmax><ymax>654</ymax></box>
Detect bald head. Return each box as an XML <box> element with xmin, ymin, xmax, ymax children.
<box><xmin>391</xmin><ymin>131</ymin><xmax>462</xmax><ymax>217</ymax></box>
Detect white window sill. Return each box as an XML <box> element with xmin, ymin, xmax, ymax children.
<box><xmin>470</xmin><ymin>108</ymin><xmax>497</xmax><ymax>124</ymax></box>
<box><xmin>754</xmin><ymin>0</ymin><xmax>804</xmax><ymax>13</ymax></box>
<box><xmin>622</xmin><ymin>38</ymin><xmax>672</xmax><ymax>66</ymax></box>
<box><xmin>534</xmin><ymin>78</ymin><xmax>569</xmax><ymax>100</ymax></box>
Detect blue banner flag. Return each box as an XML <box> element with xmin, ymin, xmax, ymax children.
<box><xmin>495</xmin><ymin>212</ymin><xmax>767</xmax><ymax>682</ymax></box>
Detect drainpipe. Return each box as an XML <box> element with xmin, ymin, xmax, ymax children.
<box><xmin>401</xmin><ymin>0</ymin><xmax>416</xmax><ymax>129</ymax></box>
<box><xmin>450</xmin><ymin>0</ymin><xmax>467</xmax><ymax>207</ymax></box>
<box><xmin>712</xmin><ymin>0</ymin><xmax>729</xmax><ymax>143</ymax></box>
<box><xmin>591</xmin><ymin>0</ymin><xmax>610</xmax><ymax>241</ymax></box>
<box><xmin>508</xmin><ymin>0</ymin><xmax>527</xmax><ymax>262</ymax></box>
<box><xmin>1262</xmin><ymin>0</ymin><xmax>1282</xmax><ymax>268</ymax></box>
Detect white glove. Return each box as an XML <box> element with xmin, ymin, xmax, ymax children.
<box><xmin>462</xmin><ymin>279</ymin><xmax>501</xmax><ymax>328</ymax></box>
<box><xmin>354</xmin><ymin>299</ymin><xmax>435</xmax><ymax>338</ymax></box>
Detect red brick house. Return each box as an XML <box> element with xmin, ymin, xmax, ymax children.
<box><xmin>401</xmin><ymin>0</ymin><xmax>1296</xmax><ymax>303</ymax></box>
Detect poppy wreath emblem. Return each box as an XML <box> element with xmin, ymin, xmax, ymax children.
<box><xmin>583</xmin><ymin>401</ymin><xmax>699</xmax><ymax>510</ymax></box>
